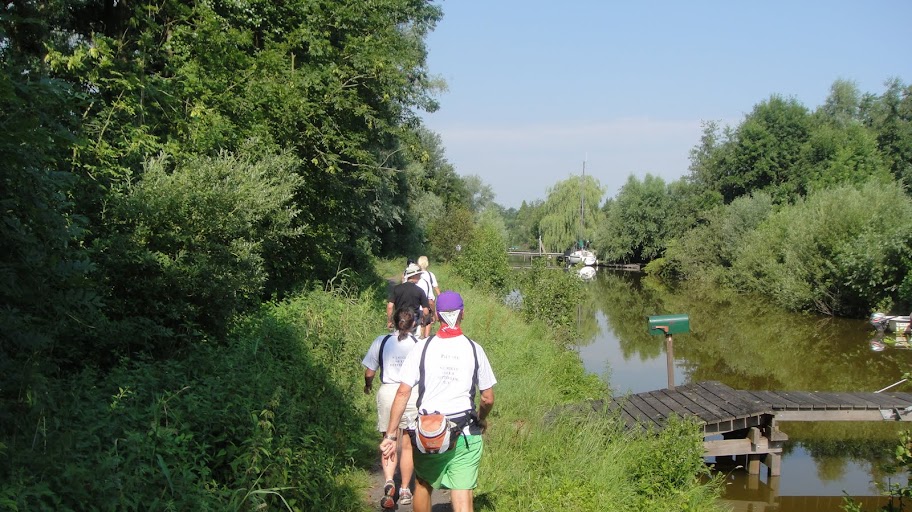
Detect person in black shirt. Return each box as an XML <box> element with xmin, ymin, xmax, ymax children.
<box><xmin>387</xmin><ymin>263</ymin><xmax>429</xmax><ymax>331</ymax></box>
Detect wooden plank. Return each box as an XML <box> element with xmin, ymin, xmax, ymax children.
<box><xmin>658</xmin><ymin>389</ymin><xmax>725</xmax><ymax>423</ymax></box>
<box><xmin>621</xmin><ymin>395</ymin><xmax>662</xmax><ymax>429</ymax></box>
<box><xmin>702</xmin><ymin>382</ymin><xmax>763</xmax><ymax>413</ymax></box>
<box><xmin>874</xmin><ymin>393</ymin><xmax>912</xmax><ymax>407</ymax></box>
<box><xmin>743</xmin><ymin>390</ymin><xmax>796</xmax><ymax>411</ymax></box>
<box><xmin>779</xmin><ymin>391</ymin><xmax>830</xmax><ymax>410</ymax></box>
<box><xmin>815</xmin><ymin>392</ymin><xmax>879</xmax><ymax>410</ymax></box>
<box><xmin>840</xmin><ymin>392</ymin><xmax>896</xmax><ymax>409</ymax></box>
<box><xmin>695</xmin><ymin>382</ymin><xmax>757</xmax><ymax>418</ymax></box>
<box><xmin>774</xmin><ymin>391</ymin><xmax>801</xmax><ymax>411</ymax></box>
<box><xmin>677</xmin><ymin>387</ymin><xmax>730</xmax><ymax>422</ymax></box>
<box><xmin>855</xmin><ymin>393</ymin><xmax>897</xmax><ymax>409</ymax></box>
<box><xmin>647</xmin><ymin>390</ymin><xmax>697</xmax><ymax>421</ymax></box>
<box><xmin>774</xmin><ymin>409</ymin><xmax>902</xmax><ymax>422</ymax></box>
<box><xmin>704</xmin><ymin>438</ymin><xmax>752</xmax><ymax>457</ymax></box>
<box><xmin>638</xmin><ymin>391</ymin><xmax>678</xmax><ymax>424</ymax></box>
<box><xmin>808</xmin><ymin>391</ymin><xmax>857</xmax><ymax>410</ymax></box>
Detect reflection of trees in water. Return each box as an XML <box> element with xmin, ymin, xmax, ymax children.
<box><xmin>574</xmin><ymin>282</ymin><xmax>603</xmax><ymax>347</ymax></box>
<box><xmin>783</xmin><ymin>422</ymin><xmax>902</xmax><ymax>483</ymax></box>
<box><xmin>590</xmin><ymin>271</ymin><xmax>666</xmax><ymax>360</ymax></box>
<box><xmin>593</xmin><ymin>273</ymin><xmax>910</xmax><ymax>392</ymax></box>
<box><xmin>587</xmin><ymin>271</ymin><xmax>912</xmax><ymax>489</ymax></box>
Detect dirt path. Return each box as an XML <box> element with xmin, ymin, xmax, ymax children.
<box><xmin>366</xmin><ymin>458</ymin><xmax>453</xmax><ymax>511</ymax></box>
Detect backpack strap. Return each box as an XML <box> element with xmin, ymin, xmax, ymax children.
<box><xmin>466</xmin><ymin>337</ymin><xmax>479</xmax><ymax>404</ymax></box>
<box><xmin>379</xmin><ymin>333</ymin><xmax>420</xmax><ymax>385</ymax></box>
<box><xmin>415</xmin><ymin>335</ymin><xmax>479</xmax><ymax>410</ymax></box>
<box><xmin>416</xmin><ymin>335</ymin><xmax>435</xmax><ymax>410</ymax></box>
<box><xmin>377</xmin><ymin>334</ymin><xmax>394</xmax><ymax>384</ymax></box>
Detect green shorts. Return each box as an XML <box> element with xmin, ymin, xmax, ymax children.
<box><xmin>413</xmin><ymin>434</ymin><xmax>483</xmax><ymax>490</ymax></box>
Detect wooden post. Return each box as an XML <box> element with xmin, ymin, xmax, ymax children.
<box><xmin>666</xmin><ymin>334</ymin><xmax>675</xmax><ymax>390</ymax></box>
<box><xmin>764</xmin><ymin>452</ymin><xmax>781</xmax><ymax>476</ymax></box>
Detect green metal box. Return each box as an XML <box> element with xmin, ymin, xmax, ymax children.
<box><xmin>648</xmin><ymin>314</ymin><xmax>690</xmax><ymax>335</ymax></box>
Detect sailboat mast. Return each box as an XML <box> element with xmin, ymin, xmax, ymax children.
<box><xmin>580</xmin><ymin>160</ymin><xmax>585</xmax><ymax>245</ymax></box>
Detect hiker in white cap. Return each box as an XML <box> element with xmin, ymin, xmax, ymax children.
<box><xmin>416</xmin><ymin>256</ymin><xmax>440</xmax><ymax>339</ymax></box>
<box><xmin>387</xmin><ymin>262</ymin><xmax>430</xmax><ymax>334</ymax></box>
<box><xmin>380</xmin><ymin>291</ymin><xmax>497</xmax><ymax>512</ymax></box>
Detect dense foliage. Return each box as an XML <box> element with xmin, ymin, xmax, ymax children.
<box><xmin>512</xmin><ymin>259</ymin><xmax>583</xmax><ymax>336</ymax></box>
<box><xmin>594</xmin><ymin>80</ymin><xmax>912</xmax><ymax>316</ymax></box>
<box><xmin>538</xmin><ymin>173</ymin><xmax>605</xmax><ymax>253</ymax></box>
<box><xmin>2</xmin><ymin>287</ymin><xmax>378</xmax><ymax>510</ymax></box>
<box><xmin>0</xmin><ymin>3</ymin><xmax>482</xmax><ymax>509</ymax></box>
<box><xmin>453</xmin><ymin>217</ymin><xmax>511</xmax><ymax>294</ymax></box>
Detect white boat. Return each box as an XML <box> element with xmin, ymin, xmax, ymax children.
<box><xmin>870</xmin><ymin>312</ymin><xmax>911</xmax><ymax>333</ymax></box>
<box><xmin>577</xmin><ymin>265</ymin><xmax>597</xmax><ymax>281</ymax></box>
<box><xmin>567</xmin><ymin>248</ymin><xmax>597</xmax><ymax>266</ymax></box>
<box><xmin>574</xmin><ymin>161</ymin><xmax>598</xmax><ymax>267</ymax></box>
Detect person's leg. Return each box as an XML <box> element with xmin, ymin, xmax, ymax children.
<box><xmin>399</xmin><ymin>431</ymin><xmax>414</xmax><ymax>490</ymax></box>
<box><xmin>412</xmin><ymin>476</ymin><xmax>433</xmax><ymax>512</ymax></box>
<box><xmin>381</xmin><ymin>431</ymin><xmax>398</xmax><ymax>482</ymax></box>
<box><xmin>450</xmin><ymin>489</ymin><xmax>474</xmax><ymax>512</ymax></box>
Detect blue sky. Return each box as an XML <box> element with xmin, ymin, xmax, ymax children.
<box><xmin>419</xmin><ymin>1</ymin><xmax>912</xmax><ymax>209</ymax></box>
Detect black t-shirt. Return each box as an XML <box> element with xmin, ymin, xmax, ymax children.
<box><xmin>388</xmin><ymin>281</ymin><xmax>429</xmax><ymax>313</ymax></box>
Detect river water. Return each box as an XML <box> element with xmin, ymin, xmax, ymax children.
<box><xmin>561</xmin><ymin>266</ymin><xmax>911</xmax><ymax>510</ymax></box>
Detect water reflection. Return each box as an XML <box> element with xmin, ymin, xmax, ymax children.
<box><xmin>571</xmin><ymin>270</ymin><xmax>912</xmax><ymax>507</ymax></box>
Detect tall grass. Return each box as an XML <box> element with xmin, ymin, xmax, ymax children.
<box><xmin>2</xmin><ymin>260</ymin><xmax>721</xmax><ymax>511</ymax></box>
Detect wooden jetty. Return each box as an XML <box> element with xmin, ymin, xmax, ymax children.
<box><xmin>605</xmin><ymin>381</ymin><xmax>912</xmax><ymax>477</ymax></box>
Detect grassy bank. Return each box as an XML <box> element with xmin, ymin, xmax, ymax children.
<box><xmin>2</xmin><ymin>260</ymin><xmax>721</xmax><ymax>511</ymax></box>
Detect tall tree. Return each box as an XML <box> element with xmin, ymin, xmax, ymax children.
<box><xmin>462</xmin><ymin>174</ymin><xmax>498</xmax><ymax>213</ymax></box>
<box><xmin>864</xmin><ymin>78</ymin><xmax>912</xmax><ymax>187</ymax></box>
<box><xmin>596</xmin><ymin>174</ymin><xmax>682</xmax><ymax>263</ymax></box>
<box><xmin>538</xmin><ymin>173</ymin><xmax>604</xmax><ymax>253</ymax></box>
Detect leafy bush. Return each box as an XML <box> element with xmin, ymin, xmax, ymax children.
<box><xmin>656</xmin><ymin>192</ymin><xmax>776</xmax><ymax>281</ymax></box>
<box><xmin>427</xmin><ymin>206</ymin><xmax>475</xmax><ymax>262</ymax></box>
<box><xmin>2</xmin><ymin>287</ymin><xmax>379</xmax><ymax>511</ymax></box>
<box><xmin>453</xmin><ymin>218</ymin><xmax>510</xmax><ymax>294</ymax></box>
<box><xmin>514</xmin><ymin>259</ymin><xmax>583</xmax><ymax>336</ymax></box>
<box><xmin>98</xmin><ymin>149</ymin><xmax>303</xmax><ymax>350</ymax></box>
<box><xmin>729</xmin><ymin>180</ymin><xmax>912</xmax><ymax>315</ymax></box>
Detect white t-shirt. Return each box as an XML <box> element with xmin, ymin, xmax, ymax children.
<box><xmin>399</xmin><ymin>333</ymin><xmax>497</xmax><ymax>426</ymax></box>
<box><xmin>362</xmin><ymin>332</ymin><xmax>420</xmax><ymax>384</ymax></box>
<box><xmin>419</xmin><ymin>270</ymin><xmax>438</xmax><ymax>301</ymax></box>
<box><xmin>414</xmin><ymin>274</ymin><xmax>432</xmax><ymax>301</ymax></box>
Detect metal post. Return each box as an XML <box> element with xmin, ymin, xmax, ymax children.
<box><xmin>666</xmin><ymin>333</ymin><xmax>675</xmax><ymax>390</ymax></box>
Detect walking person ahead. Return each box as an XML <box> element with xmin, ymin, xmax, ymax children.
<box><xmin>362</xmin><ymin>308</ymin><xmax>421</xmax><ymax>509</ymax></box>
<box><xmin>387</xmin><ymin>263</ymin><xmax>430</xmax><ymax>333</ymax></box>
<box><xmin>380</xmin><ymin>291</ymin><xmax>497</xmax><ymax>512</ymax></box>
<box><xmin>416</xmin><ymin>256</ymin><xmax>441</xmax><ymax>339</ymax></box>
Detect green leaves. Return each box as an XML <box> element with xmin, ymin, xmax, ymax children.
<box><xmin>539</xmin><ymin>173</ymin><xmax>605</xmax><ymax>253</ymax></box>
<box><xmin>101</xmin><ymin>148</ymin><xmax>304</xmax><ymax>344</ymax></box>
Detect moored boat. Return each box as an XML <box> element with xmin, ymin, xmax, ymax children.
<box><xmin>870</xmin><ymin>312</ymin><xmax>911</xmax><ymax>333</ymax></box>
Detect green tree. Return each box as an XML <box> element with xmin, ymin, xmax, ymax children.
<box><xmin>539</xmin><ymin>174</ymin><xmax>604</xmax><ymax>253</ymax></box>
<box><xmin>462</xmin><ymin>174</ymin><xmax>498</xmax><ymax>213</ymax></box>
<box><xmin>729</xmin><ymin>180</ymin><xmax>912</xmax><ymax>315</ymax></box>
<box><xmin>427</xmin><ymin>207</ymin><xmax>475</xmax><ymax>262</ymax></box>
<box><xmin>719</xmin><ymin>95</ymin><xmax>814</xmax><ymax>201</ymax></box>
<box><xmin>36</xmin><ymin>0</ymin><xmax>444</xmax><ymax>291</ymax></box>
<box><xmin>453</xmin><ymin>218</ymin><xmax>510</xmax><ymax>294</ymax></box>
<box><xmin>98</xmin><ymin>149</ymin><xmax>304</xmax><ymax>353</ymax></box>
<box><xmin>596</xmin><ymin>174</ymin><xmax>689</xmax><ymax>263</ymax></box>
<box><xmin>864</xmin><ymin>78</ymin><xmax>912</xmax><ymax>187</ymax></box>
<box><xmin>655</xmin><ymin>192</ymin><xmax>776</xmax><ymax>282</ymax></box>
